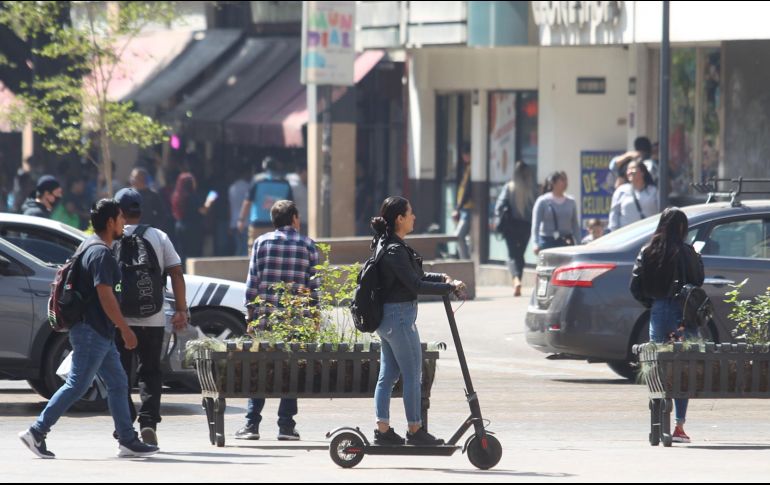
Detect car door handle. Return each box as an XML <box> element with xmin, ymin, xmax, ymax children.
<box><xmin>705</xmin><ymin>277</ymin><xmax>735</xmax><ymax>286</ymax></box>
<box><xmin>20</xmin><ymin>288</ymin><xmax>50</xmax><ymax>298</ymax></box>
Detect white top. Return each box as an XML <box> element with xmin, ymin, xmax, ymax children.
<box><xmin>286</xmin><ymin>173</ymin><xmax>308</xmax><ymax>221</ymax></box>
<box><xmin>122</xmin><ymin>224</ymin><xmax>182</xmax><ymax>327</ymax></box>
<box><xmin>228</xmin><ymin>179</ymin><xmax>250</xmax><ymax>229</ymax></box>
<box><xmin>609</xmin><ymin>183</ymin><xmax>660</xmax><ymax>232</ymax></box>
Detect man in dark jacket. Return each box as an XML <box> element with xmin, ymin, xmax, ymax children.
<box><xmin>21</xmin><ymin>175</ymin><xmax>62</xmax><ymax>219</ymax></box>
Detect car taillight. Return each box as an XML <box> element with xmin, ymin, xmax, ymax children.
<box><xmin>551</xmin><ymin>263</ymin><xmax>616</xmax><ymax>288</ymax></box>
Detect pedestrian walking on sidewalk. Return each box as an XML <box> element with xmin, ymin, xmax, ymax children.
<box><xmin>370</xmin><ymin>196</ymin><xmax>466</xmax><ymax>447</ymax></box>
<box><xmin>630</xmin><ymin>207</ymin><xmax>704</xmax><ymax>444</ymax></box>
<box><xmin>114</xmin><ymin>188</ymin><xmax>189</xmax><ymax>447</ymax></box>
<box><xmin>494</xmin><ymin>161</ymin><xmax>536</xmax><ymax>297</ymax></box>
<box><xmin>19</xmin><ymin>199</ymin><xmax>159</xmax><ymax>459</ymax></box>
<box><xmin>531</xmin><ymin>171</ymin><xmax>580</xmax><ymax>254</ymax></box>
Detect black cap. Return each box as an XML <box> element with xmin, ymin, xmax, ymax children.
<box><xmin>115</xmin><ymin>187</ymin><xmax>143</xmax><ymax>216</ymax></box>
<box><xmin>36</xmin><ymin>175</ymin><xmax>61</xmax><ymax>195</ymax></box>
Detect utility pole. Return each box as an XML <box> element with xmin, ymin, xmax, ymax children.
<box><xmin>658</xmin><ymin>1</ymin><xmax>670</xmax><ymax>210</ymax></box>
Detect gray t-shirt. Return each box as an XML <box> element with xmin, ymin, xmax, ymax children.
<box><xmin>121</xmin><ymin>224</ymin><xmax>182</xmax><ymax>327</ymax></box>
<box><xmin>531</xmin><ymin>193</ymin><xmax>581</xmax><ymax>243</ymax></box>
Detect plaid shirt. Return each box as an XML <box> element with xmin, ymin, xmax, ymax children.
<box><xmin>245</xmin><ymin>226</ymin><xmax>319</xmax><ymax>323</ymax></box>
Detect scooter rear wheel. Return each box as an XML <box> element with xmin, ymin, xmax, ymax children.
<box><xmin>467</xmin><ymin>434</ymin><xmax>502</xmax><ymax>470</ymax></box>
<box><xmin>330</xmin><ymin>432</ymin><xmax>365</xmax><ymax>468</ymax></box>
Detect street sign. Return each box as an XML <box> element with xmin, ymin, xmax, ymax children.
<box><xmin>301</xmin><ymin>1</ymin><xmax>356</xmax><ymax>86</ymax></box>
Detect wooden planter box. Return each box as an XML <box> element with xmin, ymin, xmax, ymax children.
<box><xmin>634</xmin><ymin>341</ymin><xmax>770</xmax><ymax>447</ymax></box>
<box><xmin>196</xmin><ymin>341</ymin><xmax>440</xmax><ymax>447</ymax></box>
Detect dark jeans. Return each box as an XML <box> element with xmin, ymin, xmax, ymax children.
<box><xmin>116</xmin><ymin>326</ymin><xmax>165</xmax><ymax>429</ymax></box>
<box><xmin>504</xmin><ymin>220</ymin><xmax>531</xmax><ymax>279</ymax></box>
<box><xmin>246</xmin><ymin>398</ymin><xmax>297</xmax><ymax>429</ymax></box>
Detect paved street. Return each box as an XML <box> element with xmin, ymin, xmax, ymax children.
<box><xmin>2</xmin><ymin>286</ymin><xmax>770</xmax><ymax>482</ymax></box>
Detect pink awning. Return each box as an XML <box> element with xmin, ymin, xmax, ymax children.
<box><xmin>225</xmin><ymin>50</ymin><xmax>384</xmax><ymax>147</ymax></box>
<box><xmin>86</xmin><ymin>30</ymin><xmax>192</xmax><ymax>102</ymax></box>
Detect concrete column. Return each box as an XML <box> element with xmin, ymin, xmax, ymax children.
<box><xmin>306</xmin><ymin>85</ymin><xmax>357</xmax><ymax>238</ymax></box>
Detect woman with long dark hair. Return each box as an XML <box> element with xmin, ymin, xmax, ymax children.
<box><xmin>530</xmin><ymin>171</ymin><xmax>581</xmax><ymax>254</ymax></box>
<box><xmin>495</xmin><ymin>161</ymin><xmax>536</xmax><ymax>296</ymax></box>
<box><xmin>370</xmin><ymin>196</ymin><xmax>465</xmax><ymax>447</ymax></box>
<box><xmin>171</xmin><ymin>172</ymin><xmax>207</xmax><ymax>266</ymax></box>
<box><xmin>630</xmin><ymin>207</ymin><xmax>704</xmax><ymax>444</ymax></box>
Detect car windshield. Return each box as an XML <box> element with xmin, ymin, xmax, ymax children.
<box><xmin>586</xmin><ymin>215</ymin><xmax>662</xmax><ymax>249</ymax></box>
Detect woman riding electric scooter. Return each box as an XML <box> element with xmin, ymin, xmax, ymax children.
<box><xmin>370</xmin><ymin>196</ymin><xmax>466</xmax><ymax>447</ymax></box>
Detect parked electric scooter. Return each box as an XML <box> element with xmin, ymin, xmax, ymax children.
<box><xmin>326</xmin><ymin>295</ymin><xmax>502</xmax><ymax>470</ymax></box>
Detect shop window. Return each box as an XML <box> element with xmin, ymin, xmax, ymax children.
<box><xmin>487</xmin><ymin>91</ymin><xmax>538</xmax><ymax>263</ymax></box>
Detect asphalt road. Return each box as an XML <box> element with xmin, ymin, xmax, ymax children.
<box><xmin>2</xmin><ymin>286</ymin><xmax>770</xmax><ymax>482</ymax></box>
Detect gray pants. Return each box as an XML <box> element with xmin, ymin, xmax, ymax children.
<box><xmin>455</xmin><ymin>210</ymin><xmax>471</xmax><ymax>259</ymax></box>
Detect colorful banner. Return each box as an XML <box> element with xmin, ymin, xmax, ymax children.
<box><xmin>488</xmin><ymin>92</ymin><xmax>517</xmax><ymax>183</ymax></box>
<box><xmin>301</xmin><ymin>1</ymin><xmax>356</xmax><ymax>86</ymax></box>
<box><xmin>580</xmin><ymin>150</ymin><xmax>622</xmax><ymax>228</ymax></box>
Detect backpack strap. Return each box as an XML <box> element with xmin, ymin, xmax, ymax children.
<box><xmin>134</xmin><ymin>224</ymin><xmax>150</xmax><ymax>239</ymax></box>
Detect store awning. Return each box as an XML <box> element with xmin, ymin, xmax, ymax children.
<box><xmin>126</xmin><ymin>29</ymin><xmax>242</xmax><ymax>110</ymax></box>
<box><xmin>223</xmin><ymin>49</ymin><xmax>385</xmax><ymax>147</ymax></box>
<box><xmin>172</xmin><ymin>37</ymin><xmax>300</xmax><ymax>141</ymax></box>
<box><xmin>95</xmin><ymin>30</ymin><xmax>192</xmax><ymax>102</ymax></box>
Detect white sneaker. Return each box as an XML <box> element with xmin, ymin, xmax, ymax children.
<box><xmin>18</xmin><ymin>428</ymin><xmax>55</xmax><ymax>459</ymax></box>
<box><xmin>117</xmin><ymin>438</ymin><xmax>159</xmax><ymax>458</ymax></box>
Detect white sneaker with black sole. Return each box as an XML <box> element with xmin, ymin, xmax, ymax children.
<box><xmin>19</xmin><ymin>428</ymin><xmax>55</xmax><ymax>459</ymax></box>
<box><xmin>117</xmin><ymin>438</ymin><xmax>159</xmax><ymax>458</ymax></box>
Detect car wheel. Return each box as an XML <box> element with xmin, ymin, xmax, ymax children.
<box><xmin>607</xmin><ymin>318</ymin><xmax>651</xmax><ymax>381</ymax></box>
<box><xmin>41</xmin><ymin>334</ymin><xmax>108</xmax><ymax>412</ymax></box>
<box><xmin>164</xmin><ymin>309</ymin><xmax>246</xmax><ymax>392</ymax></box>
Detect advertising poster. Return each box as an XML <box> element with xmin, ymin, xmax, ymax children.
<box><xmin>488</xmin><ymin>92</ymin><xmax>517</xmax><ymax>183</ymax></box>
<box><xmin>580</xmin><ymin>150</ymin><xmax>622</xmax><ymax>229</ymax></box>
<box><xmin>301</xmin><ymin>1</ymin><xmax>356</xmax><ymax>86</ymax></box>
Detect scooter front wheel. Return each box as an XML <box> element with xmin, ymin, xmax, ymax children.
<box><xmin>467</xmin><ymin>434</ymin><xmax>502</xmax><ymax>470</ymax></box>
<box><xmin>330</xmin><ymin>432</ymin><xmax>365</xmax><ymax>468</ymax></box>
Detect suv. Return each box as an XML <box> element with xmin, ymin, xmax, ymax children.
<box><xmin>0</xmin><ymin>214</ymin><xmax>248</xmax><ymax>410</ymax></box>
<box><xmin>526</xmin><ymin>198</ymin><xmax>770</xmax><ymax>380</ymax></box>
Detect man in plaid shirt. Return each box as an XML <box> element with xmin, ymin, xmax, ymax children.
<box><xmin>237</xmin><ymin>200</ymin><xmax>318</xmax><ymax>442</ymax></box>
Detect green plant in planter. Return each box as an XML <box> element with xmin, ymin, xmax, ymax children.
<box><xmin>245</xmin><ymin>243</ymin><xmax>373</xmax><ymax>348</ymax></box>
<box><xmin>725</xmin><ymin>279</ymin><xmax>770</xmax><ymax>345</ymax></box>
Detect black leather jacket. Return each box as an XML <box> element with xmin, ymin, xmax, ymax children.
<box><xmin>378</xmin><ymin>236</ymin><xmax>453</xmax><ymax>303</ymax></box>
<box><xmin>630</xmin><ymin>243</ymin><xmax>704</xmax><ymax>308</ymax></box>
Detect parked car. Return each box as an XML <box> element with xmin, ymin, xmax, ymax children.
<box><xmin>0</xmin><ymin>214</ymin><xmax>247</xmax><ymax>410</ymax></box>
<box><xmin>526</xmin><ymin>200</ymin><xmax>770</xmax><ymax>380</ymax></box>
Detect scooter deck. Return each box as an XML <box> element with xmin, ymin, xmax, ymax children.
<box><xmin>361</xmin><ymin>444</ymin><xmax>460</xmax><ymax>456</ymax></box>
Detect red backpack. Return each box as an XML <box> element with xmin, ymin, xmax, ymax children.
<box><xmin>47</xmin><ymin>240</ymin><xmax>107</xmax><ymax>332</ymax></box>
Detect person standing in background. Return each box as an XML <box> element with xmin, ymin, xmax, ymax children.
<box><xmin>452</xmin><ymin>142</ymin><xmax>474</xmax><ymax>260</ymax></box>
<box><xmin>228</xmin><ymin>164</ymin><xmax>252</xmax><ymax>256</ymax></box>
<box><xmin>531</xmin><ymin>171</ymin><xmax>581</xmax><ymax>254</ymax></box>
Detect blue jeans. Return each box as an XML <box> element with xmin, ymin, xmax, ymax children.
<box><xmin>375</xmin><ymin>301</ymin><xmax>422</xmax><ymax>427</ymax></box>
<box><xmin>650</xmin><ymin>298</ymin><xmax>689</xmax><ymax>425</ymax></box>
<box><xmin>33</xmin><ymin>323</ymin><xmax>136</xmax><ymax>443</ymax></box>
<box><xmin>246</xmin><ymin>398</ymin><xmax>297</xmax><ymax>429</ymax></box>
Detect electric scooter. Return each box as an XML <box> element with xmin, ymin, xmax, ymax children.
<box><xmin>326</xmin><ymin>295</ymin><xmax>502</xmax><ymax>470</ymax></box>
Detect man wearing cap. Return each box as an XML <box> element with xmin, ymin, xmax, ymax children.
<box><xmin>114</xmin><ymin>188</ymin><xmax>189</xmax><ymax>447</ymax></box>
<box><xmin>21</xmin><ymin>175</ymin><xmax>63</xmax><ymax>218</ymax></box>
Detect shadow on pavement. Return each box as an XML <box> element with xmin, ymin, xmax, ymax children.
<box><xmin>365</xmin><ymin>467</ymin><xmax>575</xmax><ymax>478</ymax></box>
<box><xmin>684</xmin><ymin>444</ymin><xmax>770</xmax><ymax>451</ymax></box>
<box><xmin>551</xmin><ymin>378</ymin><xmax>632</xmax><ymax>385</ymax></box>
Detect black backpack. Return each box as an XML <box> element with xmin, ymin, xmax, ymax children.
<box><xmin>114</xmin><ymin>225</ymin><xmax>165</xmax><ymax>318</ymax></box>
<box><xmin>48</xmin><ymin>240</ymin><xmax>107</xmax><ymax>332</ymax></box>
<box><xmin>350</xmin><ymin>238</ymin><xmax>394</xmax><ymax>333</ymax></box>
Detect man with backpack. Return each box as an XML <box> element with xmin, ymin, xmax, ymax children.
<box><xmin>235</xmin><ymin>200</ymin><xmax>318</xmax><ymax>442</ymax></box>
<box><xmin>19</xmin><ymin>199</ymin><xmax>159</xmax><ymax>459</ymax></box>
<box><xmin>237</xmin><ymin>157</ymin><xmax>293</xmax><ymax>255</ymax></box>
<box><xmin>113</xmin><ymin>188</ymin><xmax>188</xmax><ymax>447</ymax></box>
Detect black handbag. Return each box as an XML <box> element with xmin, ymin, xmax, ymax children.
<box><xmin>495</xmin><ymin>183</ymin><xmax>515</xmax><ymax>235</ymax></box>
